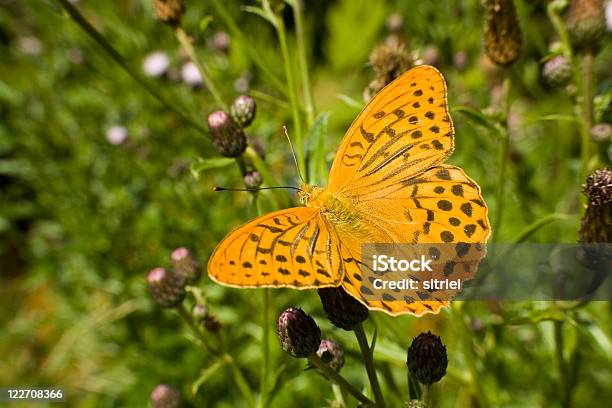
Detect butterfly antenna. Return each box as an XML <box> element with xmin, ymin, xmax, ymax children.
<box><xmin>283</xmin><ymin>125</ymin><xmax>305</xmax><ymax>184</ymax></box>
<box><xmin>214</xmin><ymin>186</ymin><xmax>301</xmax><ymax>192</ymax></box>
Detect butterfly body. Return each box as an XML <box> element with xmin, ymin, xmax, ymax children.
<box><xmin>209</xmin><ymin>65</ymin><xmax>491</xmax><ymax>316</ymax></box>
<box><xmin>301</xmin><ymin>184</ymin><xmax>363</xmax><ymax>232</ymax></box>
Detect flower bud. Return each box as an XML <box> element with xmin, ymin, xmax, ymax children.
<box><xmin>407</xmin><ymin>331</ymin><xmax>448</xmax><ymax>385</ymax></box>
<box><xmin>192</xmin><ymin>303</ymin><xmax>208</xmax><ymax>322</ymax></box>
<box><xmin>152</xmin><ymin>0</ymin><xmax>185</xmax><ymax>27</ymax></box>
<box><xmin>181</xmin><ymin>61</ymin><xmax>202</xmax><ymax>87</ymax></box>
<box><xmin>365</xmin><ymin>41</ymin><xmax>413</xmax><ymax>100</ymax></box>
<box><xmin>483</xmin><ymin>0</ymin><xmax>522</xmax><ymax>66</ymax></box>
<box><xmin>579</xmin><ymin>168</ymin><xmax>612</xmax><ymax>243</ymax></box>
<box><xmin>566</xmin><ymin>0</ymin><xmax>606</xmax><ymax>52</ymax></box>
<box><xmin>204</xmin><ymin>315</ymin><xmax>222</xmax><ymax>333</ymax></box>
<box><xmin>277</xmin><ymin>307</ymin><xmax>321</xmax><ymax>358</ymax></box>
<box><xmin>407</xmin><ymin>401</ymin><xmax>425</xmax><ymax>408</ymax></box>
<box><xmin>230</xmin><ymin>95</ymin><xmax>257</xmax><ymax>127</ymax></box>
<box><xmin>147</xmin><ymin>268</ymin><xmax>186</xmax><ymax>308</ymax></box>
<box><xmin>210</xmin><ymin>31</ymin><xmax>231</xmax><ymax>54</ymax></box>
<box><xmin>316</xmin><ymin>339</ymin><xmax>345</xmax><ymax>373</ymax></box>
<box><xmin>244</xmin><ymin>170</ymin><xmax>263</xmax><ymax>190</ymax></box>
<box><xmin>171</xmin><ymin>247</ymin><xmax>201</xmax><ymax>284</ymax></box>
<box><xmin>150</xmin><ymin>384</ymin><xmax>182</xmax><ymax>408</ymax></box>
<box><xmin>207</xmin><ymin>110</ymin><xmax>247</xmax><ymax>158</ymax></box>
<box><xmin>317</xmin><ymin>287</ymin><xmax>368</xmax><ymax>331</ymax></box>
<box><xmin>590</xmin><ymin>123</ymin><xmax>612</xmax><ymax>142</ymax></box>
<box><xmin>143</xmin><ymin>51</ymin><xmax>170</xmax><ymax>78</ymax></box>
<box><xmin>542</xmin><ymin>55</ymin><xmax>573</xmax><ymax>87</ymax></box>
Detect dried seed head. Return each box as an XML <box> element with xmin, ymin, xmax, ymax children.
<box><xmin>152</xmin><ymin>0</ymin><xmax>185</xmax><ymax>27</ymax></box>
<box><xmin>171</xmin><ymin>247</ymin><xmax>201</xmax><ymax>284</ymax></box>
<box><xmin>407</xmin><ymin>331</ymin><xmax>448</xmax><ymax>385</ymax></box>
<box><xmin>230</xmin><ymin>95</ymin><xmax>257</xmax><ymax>127</ymax></box>
<box><xmin>583</xmin><ymin>168</ymin><xmax>612</xmax><ymax>208</ymax></box>
<box><xmin>277</xmin><ymin>307</ymin><xmax>321</xmax><ymax>358</ymax></box>
<box><xmin>483</xmin><ymin>0</ymin><xmax>522</xmax><ymax>66</ymax></box>
<box><xmin>207</xmin><ymin>110</ymin><xmax>247</xmax><ymax>158</ymax></box>
<box><xmin>150</xmin><ymin>384</ymin><xmax>182</xmax><ymax>408</ymax></box>
<box><xmin>364</xmin><ymin>40</ymin><xmax>413</xmax><ymax>100</ymax></box>
<box><xmin>566</xmin><ymin>0</ymin><xmax>606</xmax><ymax>52</ymax></box>
<box><xmin>316</xmin><ymin>339</ymin><xmax>345</xmax><ymax>373</ymax></box>
<box><xmin>542</xmin><ymin>55</ymin><xmax>573</xmax><ymax>87</ymax></box>
<box><xmin>590</xmin><ymin>123</ymin><xmax>612</xmax><ymax>142</ymax></box>
<box><xmin>147</xmin><ymin>268</ymin><xmax>186</xmax><ymax>308</ymax></box>
<box><xmin>317</xmin><ymin>287</ymin><xmax>369</xmax><ymax>331</ymax></box>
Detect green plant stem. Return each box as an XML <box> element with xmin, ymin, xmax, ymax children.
<box><xmin>580</xmin><ymin>52</ymin><xmax>594</xmax><ymax>181</ymax></box>
<box><xmin>307</xmin><ymin>354</ymin><xmax>374</xmax><ymax>405</ymax></box>
<box><xmin>258</xmin><ymin>288</ymin><xmax>271</xmax><ymax>407</ymax></box>
<box><xmin>174</xmin><ymin>27</ymin><xmax>227</xmax><ymax>110</ymax></box>
<box><xmin>492</xmin><ymin>75</ymin><xmax>512</xmax><ymax>242</ymax></box>
<box><xmin>176</xmin><ymin>304</ymin><xmax>256</xmax><ymax>408</ymax></box>
<box><xmin>422</xmin><ymin>384</ymin><xmax>432</xmax><ymax>408</ymax></box>
<box><xmin>554</xmin><ymin>320</ymin><xmax>570</xmax><ymax>408</ymax></box>
<box><xmin>54</xmin><ymin>0</ymin><xmax>207</xmax><ymax>136</ymax></box>
<box><xmin>452</xmin><ymin>304</ymin><xmax>488</xmax><ymax>407</ymax></box>
<box><xmin>275</xmin><ymin>14</ymin><xmax>306</xmax><ymax>180</ymax></box>
<box><xmin>331</xmin><ymin>383</ymin><xmax>346</xmax><ymax>408</ymax></box>
<box><xmin>209</xmin><ymin>0</ymin><xmax>285</xmax><ymax>95</ymax></box>
<box><xmin>354</xmin><ymin>323</ymin><xmax>386</xmax><ymax>407</ymax></box>
<box><xmin>289</xmin><ymin>0</ymin><xmax>315</xmax><ymax>127</ymax></box>
<box><xmin>546</xmin><ymin>2</ymin><xmax>573</xmax><ymax>57</ymax></box>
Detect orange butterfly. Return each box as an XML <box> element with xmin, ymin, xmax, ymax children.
<box><xmin>208</xmin><ymin>65</ymin><xmax>490</xmax><ymax>316</ymax></box>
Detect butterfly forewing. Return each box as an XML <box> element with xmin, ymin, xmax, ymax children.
<box><xmin>208</xmin><ymin>208</ymin><xmax>344</xmax><ymax>288</ymax></box>
<box><xmin>328</xmin><ymin>65</ymin><xmax>454</xmax><ymax>197</ymax></box>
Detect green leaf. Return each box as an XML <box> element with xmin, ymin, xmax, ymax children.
<box><xmin>198</xmin><ymin>16</ymin><xmax>214</xmax><ymax>32</ymax></box>
<box><xmin>191</xmin><ymin>359</ymin><xmax>225</xmax><ymax>395</ymax></box>
<box><xmin>307</xmin><ymin>112</ymin><xmax>330</xmax><ymax>186</ymax></box>
<box><xmin>190</xmin><ymin>157</ymin><xmax>235</xmax><ymax>179</ymax></box>
<box><xmin>453</xmin><ymin>106</ymin><xmax>501</xmax><ymax>136</ymax></box>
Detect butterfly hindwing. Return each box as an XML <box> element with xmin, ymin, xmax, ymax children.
<box><xmin>328</xmin><ymin>65</ymin><xmax>454</xmax><ymax>197</ymax></box>
<box><xmin>337</xmin><ymin>164</ymin><xmax>490</xmax><ymax>315</ymax></box>
<box><xmin>208</xmin><ymin>207</ymin><xmax>344</xmax><ymax>288</ymax></box>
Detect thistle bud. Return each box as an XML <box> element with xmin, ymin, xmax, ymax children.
<box><xmin>204</xmin><ymin>315</ymin><xmax>222</xmax><ymax>333</ymax></box>
<box><xmin>171</xmin><ymin>247</ymin><xmax>201</xmax><ymax>284</ymax></box>
<box><xmin>316</xmin><ymin>339</ymin><xmax>345</xmax><ymax>373</ymax></box>
<box><xmin>277</xmin><ymin>307</ymin><xmax>321</xmax><ymax>358</ymax></box>
<box><xmin>407</xmin><ymin>331</ymin><xmax>448</xmax><ymax>385</ymax></box>
<box><xmin>542</xmin><ymin>55</ymin><xmax>573</xmax><ymax>87</ymax></box>
<box><xmin>590</xmin><ymin>123</ymin><xmax>612</xmax><ymax>142</ymax></box>
<box><xmin>407</xmin><ymin>401</ymin><xmax>425</xmax><ymax>408</ymax></box>
<box><xmin>579</xmin><ymin>168</ymin><xmax>612</xmax><ymax>243</ymax></box>
<box><xmin>566</xmin><ymin>0</ymin><xmax>605</xmax><ymax>52</ymax></box>
<box><xmin>150</xmin><ymin>384</ymin><xmax>182</xmax><ymax>408</ymax></box>
<box><xmin>317</xmin><ymin>287</ymin><xmax>368</xmax><ymax>331</ymax></box>
<box><xmin>244</xmin><ymin>170</ymin><xmax>263</xmax><ymax>190</ymax></box>
<box><xmin>207</xmin><ymin>110</ymin><xmax>247</xmax><ymax>158</ymax></box>
<box><xmin>152</xmin><ymin>0</ymin><xmax>185</xmax><ymax>27</ymax></box>
<box><xmin>483</xmin><ymin>0</ymin><xmax>522</xmax><ymax>66</ymax></box>
<box><xmin>210</xmin><ymin>31</ymin><xmax>231</xmax><ymax>54</ymax></box>
<box><xmin>192</xmin><ymin>303</ymin><xmax>208</xmax><ymax>322</ymax></box>
<box><xmin>230</xmin><ymin>95</ymin><xmax>257</xmax><ymax>127</ymax></box>
<box><xmin>147</xmin><ymin>268</ymin><xmax>186</xmax><ymax>308</ymax></box>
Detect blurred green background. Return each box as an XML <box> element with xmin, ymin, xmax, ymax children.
<box><xmin>0</xmin><ymin>0</ymin><xmax>610</xmax><ymax>406</ymax></box>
